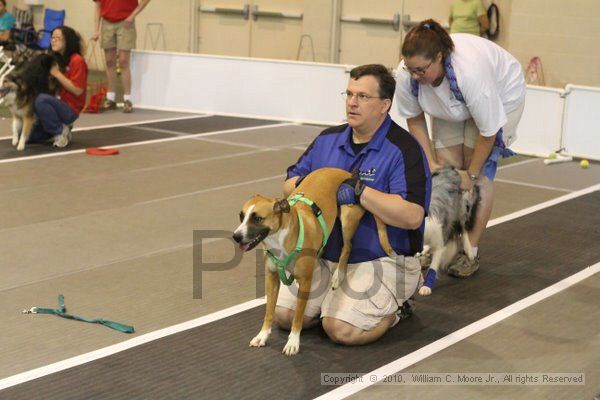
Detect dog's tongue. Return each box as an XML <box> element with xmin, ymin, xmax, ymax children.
<box><xmin>239</xmin><ymin>243</ymin><xmax>251</xmax><ymax>252</ymax></box>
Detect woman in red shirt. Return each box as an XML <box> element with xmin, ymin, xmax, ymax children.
<box><xmin>30</xmin><ymin>25</ymin><xmax>88</xmax><ymax>147</ymax></box>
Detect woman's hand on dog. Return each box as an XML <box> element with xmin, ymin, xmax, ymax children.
<box><xmin>457</xmin><ymin>170</ymin><xmax>476</xmax><ymax>191</ymax></box>
<box><xmin>50</xmin><ymin>64</ymin><xmax>64</xmax><ymax>79</ymax></box>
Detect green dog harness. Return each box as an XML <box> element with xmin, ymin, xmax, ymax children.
<box><xmin>264</xmin><ymin>193</ymin><xmax>329</xmax><ymax>286</ymax></box>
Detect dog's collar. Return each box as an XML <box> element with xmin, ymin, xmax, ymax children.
<box><xmin>264</xmin><ymin>193</ymin><xmax>329</xmax><ymax>286</ymax></box>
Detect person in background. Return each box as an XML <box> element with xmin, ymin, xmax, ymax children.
<box><xmin>29</xmin><ymin>26</ymin><xmax>88</xmax><ymax>147</ymax></box>
<box><xmin>91</xmin><ymin>0</ymin><xmax>151</xmax><ymax>113</ymax></box>
<box><xmin>449</xmin><ymin>0</ymin><xmax>489</xmax><ymax>36</ymax></box>
<box><xmin>0</xmin><ymin>0</ymin><xmax>16</xmax><ymax>43</ymax></box>
<box><xmin>395</xmin><ymin>19</ymin><xmax>526</xmax><ymax>277</ymax></box>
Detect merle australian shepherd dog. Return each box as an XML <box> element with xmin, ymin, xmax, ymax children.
<box><xmin>418</xmin><ymin>166</ymin><xmax>480</xmax><ymax>296</ymax></box>
<box><xmin>0</xmin><ymin>54</ymin><xmax>57</xmax><ymax>150</ymax></box>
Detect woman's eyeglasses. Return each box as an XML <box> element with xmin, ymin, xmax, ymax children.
<box><xmin>402</xmin><ymin>60</ymin><xmax>434</xmax><ymax>76</ymax></box>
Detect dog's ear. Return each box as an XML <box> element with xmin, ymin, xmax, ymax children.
<box><xmin>273</xmin><ymin>199</ymin><xmax>290</xmax><ymax>214</ymax></box>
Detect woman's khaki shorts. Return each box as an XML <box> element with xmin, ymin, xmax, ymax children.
<box><xmin>276</xmin><ymin>255</ymin><xmax>421</xmax><ymax>331</ymax></box>
<box><xmin>101</xmin><ymin>19</ymin><xmax>137</xmax><ymax>51</ymax></box>
<box><xmin>431</xmin><ymin>101</ymin><xmax>525</xmax><ymax>149</ymax></box>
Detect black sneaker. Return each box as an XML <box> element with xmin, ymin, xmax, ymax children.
<box><xmin>103</xmin><ymin>99</ymin><xmax>117</xmax><ymax>111</ymax></box>
<box><xmin>397</xmin><ymin>297</ymin><xmax>415</xmax><ymax>322</ymax></box>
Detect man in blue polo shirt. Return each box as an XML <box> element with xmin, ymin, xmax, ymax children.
<box><xmin>276</xmin><ymin>64</ymin><xmax>431</xmax><ymax>346</ymax></box>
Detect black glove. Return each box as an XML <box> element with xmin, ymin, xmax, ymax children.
<box><xmin>337</xmin><ymin>172</ymin><xmax>365</xmax><ymax>205</ymax></box>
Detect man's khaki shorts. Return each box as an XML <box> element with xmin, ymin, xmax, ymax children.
<box><xmin>101</xmin><ymin>19</ymin><xmax>136</xmax><ymax>51</ymax></box>
<box><xmin>430</xmin><ymin>101</ymin><xmax>525</xmax><ymax>149</ymax></box>
<box><xmin>276</xmin><ymin>255</ymin><xmax>421</xmax><ymax>331</ymax></box>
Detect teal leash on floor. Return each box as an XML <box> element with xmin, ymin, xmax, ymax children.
<box><xmin>22</xmin><ymin>294</ymin><xmax>135</xmax><ymax>334</ymax></box>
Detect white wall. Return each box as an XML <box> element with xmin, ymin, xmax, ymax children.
<box><xmin>561</xmin><ymin>85</ymin><xmax>600</xmax><ymax>160</ymax></box>
<box><xmin>510</xmin><ymin>86</ymin><xmax>564</xmax><ymax>157</ymax></box>
<box><xmin>131</xmin><ymin>50</ymin><xmax>349</xmax><ymax>124</ymax></box>
<box><xmin>131</xmin><ymin>51</ymin><xmax>600</xmax><ymax>160</ymax></box>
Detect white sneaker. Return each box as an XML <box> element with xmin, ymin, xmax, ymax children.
<box><xmin>53</xmin><ymin>124</ymin><xmax>71</xmax><ymax>148</ymax></box>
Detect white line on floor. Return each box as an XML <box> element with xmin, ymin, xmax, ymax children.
<box><xmin>73</xmin><ymin>114</ymin><xmax>214</xmax><ymax>131</ymax></box>
<box><xmin>135</xmin><ymin>173</ymin><xmax>286</xmax><ymax>205</ymax></box>
<box><xmin>315</xmin><ymin>262</ymin><xmax>600</xmax><ymax>400</ymax></box>
<box><xmin>192</xmin><ymin>136</ymin><xmax>278</xmax><ymax>150</ymax></box>
<box><xmin>496</xmin><ymin>158</ymin><xmax>539</xmax><ymax>170</ymax></box>
<box><xmin>1</xmin><ymin>183</ymin><xmax>598</xmax><ymax>390</ymax></box>
<box><xmin>0</xmin><ymin>114</ymin><xmax>211</xmax><ymax>140</ymax></box>
<box><xmin>0</xmin><ymin>123</ymin><xmax>292</xmax><ymax>164</ymax></box>
<box><xmin>487</xmin><ymin>183</ymin><xmax>600</xmax><ymax>227</ymax></box>
<box><xmin>0</xmin><ymin>172</ymin><xmax>286</xmax><ymax>236</ymax></box>
<box><xmin>0</xmin><ymin>141</ymin><xmax>311</xmax><ymax>195</ymax></box>
<box><xmin>494</xmin><ymin>178</ymin><xmax>574</xmax><ymax>193</ymax></box>
<box><xmin>129</xmin><ymin>125</ymin><xmax>202</xmax><ymax>136</ymax></box>
<box><xmin>0</xmin><ymin>298</ymin><xmax>267</xmax><ymax>391</ymax></box>
<box><xmin>0</xmin><ymin>238</ymin><xmax>226</xmax><ymax>293</ymax></box>
<box><xmin>86</xmin><ymin>123</ymin><xmax>294</xmax><ymax>150</ymax></box>
<box><xmin>119</xmin><ymin>140</ymin><xmax>310</xmax><ymax>174</ymax></box>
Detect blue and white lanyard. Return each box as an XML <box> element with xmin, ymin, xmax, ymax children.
<box><xmin>410</xmin><ymin>57</ymin><xmax>512</xmax><ymax>155</ymax></box>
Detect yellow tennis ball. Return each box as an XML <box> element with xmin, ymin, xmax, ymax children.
<box><xmin>580</xmin><ymin>159</ymin><xmax>590</xmax><ymax>169</ymax></box>
<box><xmin>548</xmin><ymin>153</ymin><xmax>558</xmax><ymax>159</ymax></box>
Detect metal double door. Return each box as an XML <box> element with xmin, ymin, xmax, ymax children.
<box><xmin>197</xmin><ymin>0</ymin><xmax>303</xmax><ymax>60</ymax></box>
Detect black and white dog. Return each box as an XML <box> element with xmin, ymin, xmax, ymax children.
<box><xmin>418</xmin><ymin>167</ymin><xmax>480</xmax><ymax>296</ymax></box>
<box><xmin>0</xmin><ymin>54</ymin><xmax>56</xmax><ymax>151</ymax></box>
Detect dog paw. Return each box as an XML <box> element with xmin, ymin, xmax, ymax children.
<box><xmin>282</xmin><ymin>333</ymin><xmax>300</xmax><ymax>356</ymax></box>
<box><xmin>249</xmin><ymin>329</ymin><xmax>270</xmax><ymax>347</ymax></box>
<box><xmin>464</xmin><ymin>249</ymin><xmax>475</xmax><ymax>261</ymax></box>
<box><xmin>331</xmin><ymin>269</ymin><xmax>345</xmax><ymax>290</ymax></box>
<box><xmin>419</xmin><ymin>286</ymin><xmax>432</xmax><ymax>296</ymax></box>
<box><xmin>11</xmin><ymin>137</ymin><xmax>18</xmax><ymax>146</ymax></box>
<box><xmin>16</xmin><ymin>142</ymin><xmax>25</xmax><ymax>151</ymax></box>
<box><xmin>331</xmin><ymin>270</ymin><xmax>340</xmax><ymax>290</ymax></box>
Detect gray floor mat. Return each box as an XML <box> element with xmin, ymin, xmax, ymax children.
<box><xmin>0</xmin><ymin>116</ymin><xmax>281</xmax><ymax>161</ymax></box>
<box><xmin>2</xmin><ymin>191</ymin><xmax>599</xmax><ymax>400</ymax></box>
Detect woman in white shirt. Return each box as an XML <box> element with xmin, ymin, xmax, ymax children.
<box><xmin>395</xmin><ymin>19</ymin><xmax>526</xmax><ymax>277</ymax></box>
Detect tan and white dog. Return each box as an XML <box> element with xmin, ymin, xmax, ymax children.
<box><xmin>233</xmin><ymin>167</ymin><xmax>395</xmax><ymax>356</ymax></box>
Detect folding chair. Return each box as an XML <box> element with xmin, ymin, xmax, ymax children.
<box><xmin>9</xmin><ymin>8</ymin><xmax>65</xmax><ymax>64</ymax></box>
<box><xmin>8</xmin><ymin>7</ymin><xmax>35</xmax><ymax>48</ymax></box>
<box><xmin>10</xmin><ymin>8</ymin><xmax>65</xmax><ymax>51</ymax></box>
<box><xmin>36</xmin><ymin>8</ymin><xmax>66</xmax><ymax>50</ymax></box>
<box><xmin>12</xmin><ymin>7</ymin><xmax>33</xmax><ymax>29</ymax></box>
<box><xmin>0</xmin><ymin>47</ymin><xmax>16</xmax><ymax>103</ymax></box>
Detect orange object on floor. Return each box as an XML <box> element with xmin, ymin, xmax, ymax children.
<box><xmin>85</xmin><ymin>147</ymin><xmax>119</xmax><ymax>156</ymax></box>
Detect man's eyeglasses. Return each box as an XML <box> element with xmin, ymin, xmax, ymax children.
<box><xmin>341</xmin><ymin>91</ymin><xmax>382</xmax><ymax>103</ymax></box>
<box><xmin>402</xmin><ymin>60</ymin><xmax>433</xmax><ymax>76</ymax></box>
